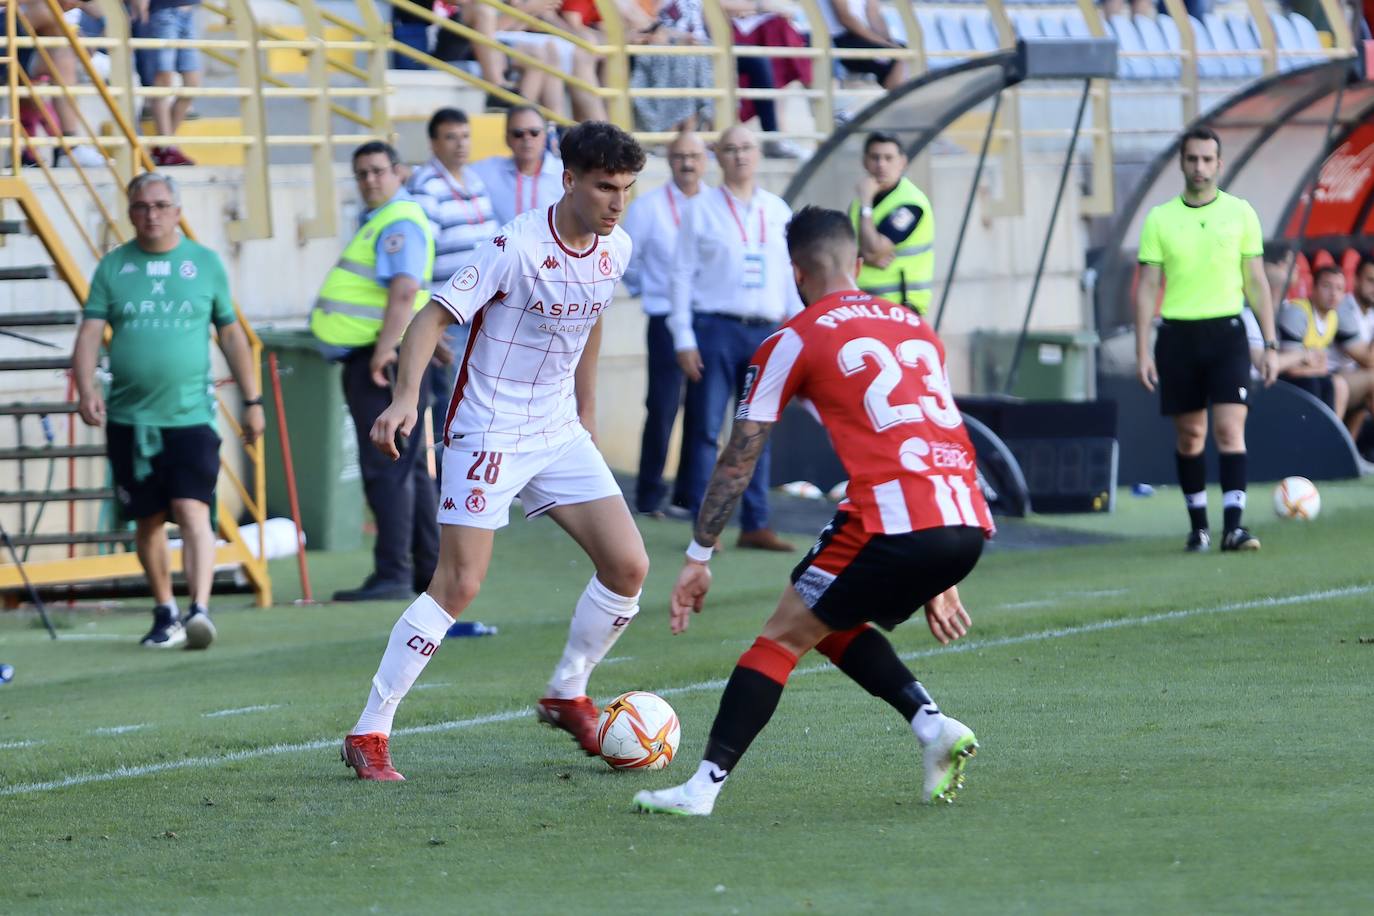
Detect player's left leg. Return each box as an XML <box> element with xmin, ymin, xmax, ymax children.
<box><xmin>634</xmin><ymin>585</ymin><xmax>824</xmax><ymax>816</ymax></box>
<box><xmin>1212</xmin><ymin>402</ymin><xmax>1259</xmax><ymax>551</ymax></box>
<box><xmin>538</xmin><ymin>492</ymin><xmax>649</xmax><ymax>754</ymax></box>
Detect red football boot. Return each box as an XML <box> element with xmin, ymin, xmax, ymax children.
<box><xmin>341</xmin><ymin>733</ymin><xmax>405</xmax><ymax>781</ymax></box>
<box><xmin>536</xmin><ymin>696</ymin><xmax>601</xmax><ymax>756</ymax></box>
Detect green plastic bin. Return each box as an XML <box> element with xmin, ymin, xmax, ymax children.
<box><xmin>257</xmin><ymin>329</ymin><xmax>363</xmax><ymax>551</ymax></box>
<box><xmin>971</xmin><ymin>329</ymin><xmax>1099</xmax><ymax>401</ymax></box>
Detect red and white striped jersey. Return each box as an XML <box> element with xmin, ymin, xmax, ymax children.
<box><xmin>738</xmin><ymin>290</ymin><xmax>994</xmax><ymax>536</ymax></box>
<box><xmin>433</xmin><ymin>205</ymin><xmax>632</xmax><ymax>452</ymax></box>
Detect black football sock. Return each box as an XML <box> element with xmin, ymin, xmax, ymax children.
<box><xmin>1176</xmin><ymin>451</ymin><xmax>1208</xmax><ymax>530</ymax></box>
<box><xmin>1219</xmin><ymin>451</ymin><xmax>1247</xmax><ymax>531</ymax></box>
<box><xmin>701</xmin><ymin>637</ymin><xmax>797</xmax><ymax>773</ymax></box>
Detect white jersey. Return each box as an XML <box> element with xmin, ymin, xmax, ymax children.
<box><xmin>432</xmin><ymin>205</ymin><xmax>632</xmax><ymax>452</ymax></box>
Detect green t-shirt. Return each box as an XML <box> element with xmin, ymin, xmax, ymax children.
<box><xmin>83</xmin><ymin>237</ymin><xmax>237</xmax><ymax>427</ymax></box>
<box><xmin>1138</xmin><ymin>190</ymin><xmax>1263</xmax><ymax>320</ymax></box>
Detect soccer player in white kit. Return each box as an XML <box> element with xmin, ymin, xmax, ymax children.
<box><xmin>341</xmin><ymin>122</ymin><xmax>649</xmax><ymax>781</ymax></box>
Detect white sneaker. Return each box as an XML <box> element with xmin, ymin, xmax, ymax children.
<box><xmin>61</xmin><ymin>144</ymin><xmax>105</xmax><ymax>168</ymax></box>
<box><xmin>633</xmin><ymin>783</ymin><xmax>716</xmax><ymax>817</ymax></box>
<box><xmin>183</xmin><ymin>608</ymin><xmax>217</xmax><ymax>650</ymax></box>
<box><xmin>922</xmin><ymin>716</ymin><xmax>978</xmax><ymax>804</ymax></box>
<box><xmin>762</xmin><ymin>138</ymin><xmax>808</xmax><ymax>160</ymax></box>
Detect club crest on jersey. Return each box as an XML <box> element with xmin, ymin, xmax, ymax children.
<box><xmin>465</xmin><ymin>488</ymin><xmax>487</xmax><ymax>513</ymax></box>
<box><xmin>541</xmin><ymin>255</ymin><xmax>560</xmax><ymax>270</ymax></box>
<box><xmin>179</xmin><ymin>260</ymin><xmax>197</xmax><ymax>279</ymax></box>
<box><xmin>599</xmin><ymin>250</ymin><xmax>612</xmax><ymax>276</ymax></box>
<box><xmin>453</xmin><ymin>265</ymin><xmax>479</xmax><ymax>291</ymax></box>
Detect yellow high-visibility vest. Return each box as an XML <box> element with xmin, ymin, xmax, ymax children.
<box><xmin>310</xmin><ymin>196</ymin><xmax>435</xmax><ymax>347</ymax></box>
<box><xmin>850</xmin><ymin>177</ymin><xmax>935</xmax><ymax>313</ymax></box>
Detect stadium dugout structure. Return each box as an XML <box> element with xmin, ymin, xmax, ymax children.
<box><xmin>776</xmin><ymin>39</ymin><xmax>1117</xmax><ymax>517</ymax></box>
<box><xmin>1095</xmin><ymin>57</ymin><xmax>1374</xmax><ymax>486</ymax></box>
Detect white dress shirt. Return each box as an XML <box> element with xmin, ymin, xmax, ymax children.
<box><xmin>622</xmin><ymin>180</ymin><xmax>710</xmax><ymax>317</ymax></box>
<box><xmin>468</xmin><ymin>151</ymin><xmax>566</xmax><ymax>227</ymax></box>
<box><xmin>668</xmin><ymin>184</ymin><xmax>804</xmax><ymax>352</ymax></box>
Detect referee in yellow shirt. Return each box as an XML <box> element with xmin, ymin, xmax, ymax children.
<box><xmin>1135</xmin><ymin>126</ymin><xmax>1279</xmax><ymax>553</ymax></box>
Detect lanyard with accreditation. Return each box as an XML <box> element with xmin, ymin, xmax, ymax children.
<box><xmin>431</xmin><ymin>159</ymin><xmax>485</xmax><ymax>226</ymax></box>
<box><xmin>722</xmin><ymin>188</ymin><xmax>767</xmax><ymax>289</ymax></box>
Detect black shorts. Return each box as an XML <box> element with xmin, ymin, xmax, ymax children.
<box><xmin>790</xmin><ymin>512</ymin><xmax>985</xmax><ymax>632</ymax></box>
<box><xmin>107</xmin><ymin>422</ymin><xmax>220</xmax><ymax>520</ymax></box>
<box><xmin>1155</xmin><ymin>315</ymin><xmax>1252</xmax><ymax>416</ymax></box>
<box><xmin>833</xmin><ymin>31</ymin><xmax>900</xmax><ymax>84</ymax></box>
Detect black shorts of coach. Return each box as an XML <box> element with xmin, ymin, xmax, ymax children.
<box><xmin>1154</xmin><ymin>314</ymin><xmax>1252</xmax><ymax>416</ymax></box>
<box><xmin>106</xmin><ymin>422</ymin><xmax>221</xmax><ymax>520</ymax></box>
<box><xmin>790</xmin><ymin>511</ymin><xmax>985</xmax><ymax>632</ymax></box>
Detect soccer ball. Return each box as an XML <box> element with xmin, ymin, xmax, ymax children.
<box><xmin>596</xmin><ymin>691</ymin><xmax>680</xmax><ymax>770</ymax></box>
<box><xmin>1273</xmin><ymin>476</ymin><xmax>1320</xmax><ymax>521</ymax></box>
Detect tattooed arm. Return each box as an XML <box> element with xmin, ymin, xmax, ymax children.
<box><xmin>669</xmin><ymin>418</ymin><xmax>773</xmax><ymax>635</ymax></box>
<box><xmin>692</xmin><ymin>418</ymin><xmax>773</xmax><ymax>548</ymax></box>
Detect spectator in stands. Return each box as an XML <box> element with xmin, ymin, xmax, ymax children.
<box><xmin>71</xmin><ymin>172</ymin><xmax>263</xmax><ymax>649</ymax></box>
<box><xmin>623</xmin><ymin>130</ymin><xmax>710</xmax><ymax>519</ymax></box>
<box><xmin>469</xmin><ymin>106</ymin><xmax>565</xmax><ymax>226</ymax></box>
<box><xmin>480</xmin><ymin>0</ymin><xmax>608</xmax><ymax>121</ymax></box>
<box><xmin>816</xmin><ymin>0</ymin><xmax>906</xmax><ymax>91</ymax></box>
<box><xmin>849</xmin><ymin>131</ymin><xmax>934</xmax><ymax>314</ymax></box>
<box><xmin>129</xmin><ymin>0</ymin><xmax>201</xmax><ymax>166</ymax></box>
<box><xmin>310</xmin><ymin>142</ymin><xmax>439</xmax><ymax>602</ymax></box>
<box><xmin>390</xmin><ymin>1</ymin><xmax>432</xmax><ymax>69</ymax></box>
<box><xmin>669</xmin><ymin>124</ymin><xmax>802</xmax><ymax>551</ymax></box>
<box><xmin>626</xmin><ymin>0</ymin><xmax>715</xmax><ymax>136</ymax></box>
<box><xmin>725</xmin><ymin>0</ymin><xmax>809</xmax><ymax>158</ymax></box>
<box><xmin>1276</xmin><ymin>265</ymin><xmax>1374</xmax><ymax>429</ymax></box>
<box><xmin>17</xmin><ymin>0</ymin><xmax>104</xmax><ymax>166</ymax></box>
<box><xmin>407</xmin><ymin>108</ymin><xmax>500</xmax><ymax>458</ymax></box>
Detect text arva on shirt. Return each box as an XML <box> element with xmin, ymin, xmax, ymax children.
<box><xmin>815</xmin><ymin>301</ymin><xmax>924</xmax><ymax>331</ymax></box>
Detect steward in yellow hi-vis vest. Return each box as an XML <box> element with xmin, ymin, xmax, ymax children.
<box><xmin>312</xmin><ymin>141</ymin><xmax>441</xmax><ymax>605</ymax></box>
<box><xmin>310</xmin><ymin>193</ymin><xmax>435</xmax><ymax>347</ymax></box>
<box><xmin>850</xmin><ymin>134</ymin><xmax>935</xmax><ymax>314</ymax></box>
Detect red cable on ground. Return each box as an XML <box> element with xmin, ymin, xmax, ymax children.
<box><xmin>267</xmin><ymin>353</ymin><xmax>313</xmax><ymax>603</ymax></box>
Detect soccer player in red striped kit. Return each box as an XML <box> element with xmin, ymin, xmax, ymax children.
<box><xmin>635</xmin><ymin>206</ymin><xmax>994</xmax><ymax>815</ymax></box>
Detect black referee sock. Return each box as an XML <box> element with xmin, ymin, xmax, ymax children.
<box><xmin>1176</xmin><ymin>451</ymin><xmax>1208</xmax><ymax>531</ymax></box>
<box><xmin>817</xmin><ymin>625</ymin><xmax>925</xmax><ymax>720</ymax></box>
<box><xmin>1219</xmin><ymin>451</ymin><xmax>1247</xmax><ymax>531</ymax></box>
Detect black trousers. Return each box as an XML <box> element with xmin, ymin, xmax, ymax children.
<box><xmin>341</xmin><ymin>347</ymin><xmax>440</xmax><ymax>588</ymax></box>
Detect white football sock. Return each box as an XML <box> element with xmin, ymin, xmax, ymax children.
<box><xmin>545</xmin><ymin>576</ymin><xmax>639</xmax><ymax>699</ymax></box>
<box><xmin>911</xmin><ymin>703</ymin><xmax>946</xmax><ymax>745</ymax></box>
<box><xmin>352</xmin><ymin>593</ymin><xmax>453</xmax><ymax>736</ymax></box>
<box><xmin>684</xmin><ymin>760</ymin><xmax>729</xmax><ymax>801</ymax></box>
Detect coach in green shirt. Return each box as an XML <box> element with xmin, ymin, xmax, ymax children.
<box><xmin>1135</xmin><ymin>126</ymin><xmax>1278</xmax><ymax>554</ymax></box>
<box><xmin>72</xmin><ymin>172</ymin><xmax>264</xmax><ymax>649</ymax></box>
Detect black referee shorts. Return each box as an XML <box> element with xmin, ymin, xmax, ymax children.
<box><xmin>1154</xmin><ymin>315</ymin><xmax>1252</xmax><ymax>416</ymax></box>
<box><xmin>107</xmin><ymin>422</ymin><xmax>221</xmax><ymax>520</ymax></box>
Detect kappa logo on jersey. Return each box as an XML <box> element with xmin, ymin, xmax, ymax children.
<box><xmin>453</xmin><ymin>265</ymin><xmax>480</xmax><ymax>291</ymax></box>
<box><xmin>541</xmin><ymin>255</ymin><xmax>560</xmax><ymax>271</ymax></box>
<box><xmin>465</xmin><ymin>488</ymin><xmax>487</xmax><ymax>513</ymax></box>
<box><xmin>442</xmin><ymin>497</ymin><xmax>457</xmax><ymax>511</ymax></box>
<box><xmin>119</xmin><ymin>263</ymin><xmax>138</xmax><ymax>275</ymax></box>
<box><xmin>179</xmin><ymin>260</ymin><xmax>197</xmax><ymax>279</ymax></box>
<box><xmin>598</xmin><ymin>249</ymin><xmax>613</xmax><ymax>276</ymax></box>
<box><xmin>493</xmin><ymin>235</ymin><xmax>506</xmax><ymax>250</ymax></box>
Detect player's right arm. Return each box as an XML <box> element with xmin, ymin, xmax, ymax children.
<box><xmin>72</xmin><ymin>318</ymin><xmax>108</xmax><ymax>428</ymax></box>
<box><xmin>1135</xmin><ymin>209</ymin><xmax>1163</xmax><ymax>391</ymax></box>
<box><xmin>370</xmin><ymin>300</ymin><xmax>453</xmax><ymax>460</ymax></box>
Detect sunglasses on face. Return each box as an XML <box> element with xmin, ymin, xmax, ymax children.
<box><xmin>509</xmin><ymin>128</ymin><xmax>544</xmax><ymax>139</ymax></box>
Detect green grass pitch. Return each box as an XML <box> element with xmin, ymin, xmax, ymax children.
<box><xmin>2</xmin><ymin>482</ymin><xmax>1372</xmax><ymax>913</ymax></box>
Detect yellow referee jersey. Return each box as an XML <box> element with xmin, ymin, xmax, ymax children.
<box><xmin>1138</xmin><ymin>190</ymin><xmax>1263</xmax><ymax>320</ymax></box>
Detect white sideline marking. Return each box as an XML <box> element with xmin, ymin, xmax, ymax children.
<box><xmin>3</xmin><ymin>583</ymin><xmax>1369</xmax><ymax>798</ymax></box>
<box><xmin>997</xmin><ymin>588</ymin><xmax>1127</xmax><ymax>610</ymax></box>
<box><xmin>0</xmin><ymin>740</ymin><xmax>41</xmax><ymax>750</ymax></box>
<box><xmin>202</xmin><ymin>704</ymin><xmax>283</xmax><ymax>719</ymax></box>
<box><xmin>412</xmin><ymin>682</ymin><xmax>452</xmax><ymax>691</ymax></box>
<box><xmin>91</xmin><ymin>724</ymin><xmax>149</xmax><ymax>736</ymax></box>
<box><xmin>599</xmin><ymin>656</ymin><xmax>635</xmax><ymax>666</ymax></box>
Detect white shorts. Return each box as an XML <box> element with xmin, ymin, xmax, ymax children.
<box><xmin>437</xmin><ymin>431</ymin><xmax>622</xmax><ymax>530</ymax></box>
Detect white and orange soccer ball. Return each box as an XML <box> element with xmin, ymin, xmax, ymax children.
<box><xmin>596</xmin><ymin>691</ymin><xmax>680</xmax><ymax>770</ymax></box>
<box><xmin>1273</xmin><ymin>476</ymin><xmax>1321</xmax><ymax>521</ymax></box>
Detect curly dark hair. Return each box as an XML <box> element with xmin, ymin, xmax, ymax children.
<box><xmin>559</xmin><ymin>121</ymin><xmax>646</xmax><ymax>176</ymax></box>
